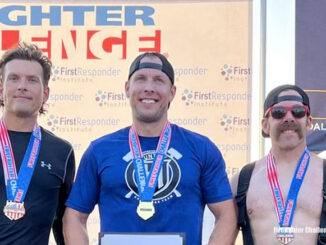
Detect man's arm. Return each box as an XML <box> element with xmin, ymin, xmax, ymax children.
<box><xmin>63</xmin><ymin>207</ymin><xmax>89</xmax><ymax>245</ymax></box>
<box><xmin>207</xmin><ymin>199</ymin><xmax>238</xmax><ymax>245</ymax></box>
<box><xmin>230</xmin><ymin>172</ymin><xmax>240</xmax><ymax>197</ymax></box>
<box><xmin>53</xmin><ymin>148</ymin><xmax>76</xmax><ymax>245</ymax></box>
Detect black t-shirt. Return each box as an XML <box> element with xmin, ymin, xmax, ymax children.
<box><xmin>0</xmin><ymin>127</ymin><xmax>75</xmax><ymax>245</ymax></box>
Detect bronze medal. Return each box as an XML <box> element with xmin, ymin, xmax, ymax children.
<box><xmin>3</xmin><ymin>201</ymin><xmax>25</xmax><ymax>220</ymax></box>
<box><xmin>137</xmin><ymin>201</ymin><xmax>155</xmax><ymax>220</ymax></box>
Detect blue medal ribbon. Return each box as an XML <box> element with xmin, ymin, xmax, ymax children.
<box><xmin>267</xmin><ymin>149</ymin><xmax>310</xmax><ymax>228</ymax></box>
<box><xmin>129</xmin><ymin>122</ymin><xmax>171</xmax><ymax>202</ymax></box>
<box><xmin>280</xmin><ymin>150</ymin><xmax>310</xmax><ymax>227</ymax></box>
<box><xmin>0</xmin><ymin>120</ymin><xmax>41</xmax><ymax>203</ymax></box>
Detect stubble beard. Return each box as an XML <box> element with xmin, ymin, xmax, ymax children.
<box><xmin>134</xmin><ymin>106</ymin><xmax>168</xmax><ymax>124</ymax></box>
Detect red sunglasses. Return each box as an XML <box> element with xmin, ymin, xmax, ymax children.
<box><xmin>265</xmin><ymin>105</ymin><xmax>310</xmax><ymax>119</ymax></box>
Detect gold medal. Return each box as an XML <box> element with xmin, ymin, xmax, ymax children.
<box><xmin>137</xmin><ymin>201</ymin><xmax>155</xmax><ymax>220</ymax></box>
<box><xmin>3</xmin><ymin>201</ymin><xmax>25</xmax><ymax>220</ymax></box>
<box><xmin>276</xmin><ymin>227</ymin><xmax>294</xmax><ymax>244</ymax></box>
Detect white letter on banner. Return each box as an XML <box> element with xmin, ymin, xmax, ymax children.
<box><xmin>88</xmin><ymin>31</ymin><xmax>123</xmax><ymax>59</ymax></box>
<box><xmin>51</xmin><ymin>30</ymin><xmax>88</xmax><ymax>60</ymax></box>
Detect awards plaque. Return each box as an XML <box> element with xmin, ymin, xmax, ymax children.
<box><xmin>99</xmin><ymin>232</ymin><xmax>185</xmax><ymax>245</ymax></box>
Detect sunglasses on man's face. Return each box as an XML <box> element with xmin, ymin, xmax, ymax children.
<box><xmin>265</xmin><ymin>105</ymin><xmax>309</xmax><ymax>119</ymax></box>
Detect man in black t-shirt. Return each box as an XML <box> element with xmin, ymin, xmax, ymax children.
<box><xmin>0</xmin><ymin>42</ymin><xmax>75</xmax><ymax>245</ymax></box>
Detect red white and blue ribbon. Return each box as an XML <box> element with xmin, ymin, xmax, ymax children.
<box><xmin>129</xmin><ymin>122</ymin><xmax>171</xmax><ymax>201</ymax></box>
<box><xmin>0</xmin><ymin>119</ymin><xmax>41</xmax><ymax>203</ymax></box>
<box><xmin>267</xmin><ymin>149</ymin><xmax>310</xmax><ymax>227</ymax></box>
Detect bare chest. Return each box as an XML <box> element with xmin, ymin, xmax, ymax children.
<box><xmin>246</xmin><ymin>165</ymin><xmax>323</xmax><ymax>222</ymax></box>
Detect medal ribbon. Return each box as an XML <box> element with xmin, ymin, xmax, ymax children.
<box><xmin>0</xmin><ymin>119</ymin><xmax>41</xmax><ymax>203</ymax></box>
<box><xmin>129</xmin><ymin>122</ymin><xmax>171</xmax><ymax>201</ymax></box>
<box><xmin>267</xmin><ymin>149</ymin><xmax>310</xmax><ymax>227</ymax></box>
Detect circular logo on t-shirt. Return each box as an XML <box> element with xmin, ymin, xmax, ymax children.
<box><xmin>125</xmin><ymin>150</ymin><xmax>181</xmax><ymax>202</ymax></box>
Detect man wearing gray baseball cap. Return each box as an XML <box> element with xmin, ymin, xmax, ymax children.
<box><xmin>232</xmin><ymin>84</ymin><xmax>325</xmax><ymax>245</ymax></box>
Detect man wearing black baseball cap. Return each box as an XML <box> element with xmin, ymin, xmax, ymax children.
<box><xmin>64</xmin><ymin>52</ymin><xmax>237</xmax><ymax>245</ymax></box>
<box><xmin>231</xmin><ymin>84</ymin><xmax>325</xmax><ymax>245</ymax></box>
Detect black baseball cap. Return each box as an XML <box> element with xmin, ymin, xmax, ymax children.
<box><xmin>128</xmin><ymin>52</ymin><xmax>174</xmax><ymax>84</ymax></box>
<box><xmin>264</xmin><ymin>84</ymin><xmax>310</xmax><ymax>115</ymax></box>
<box><xmin>262</xmin><ymin>84</ymin><xmax>310</xmax><ymax>137</ymax></box>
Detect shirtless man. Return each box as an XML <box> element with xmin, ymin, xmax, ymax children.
<box><xmin>231</xmin><ymin>84</ymin><xmax>324</xmax><ymax>245</ymax></box>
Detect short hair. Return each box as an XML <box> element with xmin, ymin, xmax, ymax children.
<box><xmin>0</xmin><ymin>42</ymin><xmax>52</xmax><ymax>114</ymax></box>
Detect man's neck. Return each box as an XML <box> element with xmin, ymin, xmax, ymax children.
<box><xmin>2</xmin><ymin>112</ymin><xmax>37</xmax><ymax>132</ymax></box>
<box><xmin>271</xmin><ymin>144</ymin><xmax>307</xmax><ymax>166</ymax></box>
<box><xmin>132</xmin><ymin>119</ymin><xmax>167</xmax><ymax>137</ymax></box>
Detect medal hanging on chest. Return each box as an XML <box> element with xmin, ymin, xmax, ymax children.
<box><xmin>266</xmin><ymin>149</ymin><xmax>310</xmax><ymax>244</ymax></box>
<box><xmin>0</xmin><ymin>119</ymin><xmax>41</xmax><ymax>220</ymax></box>
<box><xmin>3</xmin><ymin>201</ymin><xmax>25</xmax><ymax>220</ymax></box>
<box><xmin>137</xmin><ymin>201</ymin><xmax>155</xmax><ymax>220</ymax></box>
<box><xmin>276</xmin><ymin>227</ymin><xmax>295</xmax><ymax>245</ymax></box>
<box><xmin>129</xmin><ymin>122</ymin><xmax>171</xmax><ymax>220</ymax></box>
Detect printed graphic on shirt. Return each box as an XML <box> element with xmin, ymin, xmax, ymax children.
<box><xmin>124</xmin><ymin>148</ymin><xmax>182</xmax><ymax>203</ymax></box>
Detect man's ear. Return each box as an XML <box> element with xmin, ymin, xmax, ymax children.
<box><xmin>0</xmin><ymin>80</ymin><xmax>3</xmax><ymax>101</ymax></box>
<box><xmin>306</xmin><ymin>115</ymin><xmax>312</xmax><ymax>129</ymax></box>
<box><xmin>262</xmin><ymin>117</ymin><xmax>270</xmax><ymax>137</ymax></box>
<box><xmin>169</xmin><ymin>85</ymin><xmax>176</xmax><ymax>103</ymax></box>
<box><xmin>43</xmin><ymin>86</ymin><xmax>50</xmax><ymax>103</ymax></box>
<box><xmin>125</xmin><ymin>81</ymin><xmax>130</xmax><ymax>98</ymax></box>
